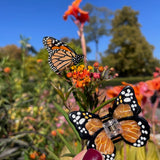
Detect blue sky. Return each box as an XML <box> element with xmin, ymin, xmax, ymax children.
<box><xmin>0</xmin><ymin>0</ymin><xmax>160</xmax><ymax>61</ymax></box>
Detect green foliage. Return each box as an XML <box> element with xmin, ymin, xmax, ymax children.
<box><xmin>83</xmin><ymin>3</ymin><xmax>113</xmax><ymax>59</ymax></box>
<box><xmin>103</xmin><ymin>76</ymin><xmax>152</xmax><ymax>86</ymax></box>
<box><xmin>102</xmin><ymin>6</ymin><xmax>160</xmax><ymax>76</ymax></box>
<box><xmin>0</xmin><ymin>36</ymin><xmax>160</xmax><ymax>160</ymax></box>
<box><xmin>0</xmin><ymin>47</ymin><xmax>76</xmax><ymax>159</ymax></box>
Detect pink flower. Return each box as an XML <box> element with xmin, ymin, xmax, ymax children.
<box><xmin>93</xmin><ymin>73</ymin><xmax>100</xmax><ymax>79</ymax></box>
<box><xmin>56</xmin><ymin>116</ymin><xmax>68</xmax><ymax>127</ymax></box>
<box><xmin>153</xmin><ymin>72</ymin><xmax>159</xmax><ymax>78</ymax></box>
<box><xmin>139</xmin><ymin>82</ymin><xmax>154</xmax><ymax>97</ymax></box>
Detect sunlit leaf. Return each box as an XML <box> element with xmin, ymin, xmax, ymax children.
<box><xmin>51</xmin><ymin>82</ymin><xmax>65</xmax><ymax>101</ymax></box>
<box><xmin>146</xmin><ymin>141</ymin><xmax>159</xmax><ymax>160</ymax></box>
<box><xmin>136</xmin><ymin>147</ymin><xmax>145</xmax><ymax>160</ymax></box>
<box><xmin>65</xmin><ymin>87</ymin><xmax>74</xmax><ymax>101</ymax></box>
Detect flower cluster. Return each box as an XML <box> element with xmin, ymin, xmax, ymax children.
<box><xmin>66</xmin><ymin>62</ymin><xmax>116</xmax><ymax>89</ymax></box>
<box><xmin>30</xmin><ymin>151</ymin><xmax>46</xmax><ymax>160</ymax></box>
<box><xmin>51</xmin><ymin>128</ymin><xmax>65</xmax><ymax>137</ymax></box>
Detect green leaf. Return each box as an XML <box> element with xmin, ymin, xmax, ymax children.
<box><xmin>51</xmin><ymin>82</ymin><xmax>65</xmax><ymax>101</ymax></box>
<box><xmin>65</xmin><ymin>87</ymin><xmax>74</xmax><ymax>101</ymax></box>
<box><xmin>61</xmin><ymin>153</ymin><xmax>75</xmax><ymax>157</ymax></box>
<box><xmin>136</xmin><ymin>147</ymin><xmax>145</xmax><ymax>160</ymax></box>
<box><xmin>54</xmin><ymin>102</ymin><xmax>81</xmax><ymax>141</ymax></box>
<box><xmin>56</xmin><ymin>131</ymin><xmax>75</xmax><ymax>155</ymax></box>
<box><xmin>0</xmin><ymin>147</ymin><xmax>19</xmax><ymax>159</ymax></box>
<box><xmin>146</xmin><ymin>141</ymin><xmax>159</xmax><ymax>160</ymax></box>
<box><xmin>127</xmin><ymin>146</ymin><xmax>136</xmax><ymax>160</ymax></box>
<box><xmin>75</xmin><ymin>89</ymin><xmax>87</xmax><ymax>109</ymax></box>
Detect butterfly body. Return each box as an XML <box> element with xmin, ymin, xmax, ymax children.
<box><xmin>43</xmin><ymin>36</ymin><xmax>83</xmax><ymax>73</ymax></box>
<box><xmin>69</xmin><ymin>86</ymin><xmax>150</xmax><ymax>160</ymax></box>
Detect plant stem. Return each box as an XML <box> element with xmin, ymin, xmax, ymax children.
<box><xmin>92</xmin><ymin>97</ymin><xmax>116</xmax><ymax>113</ymax></box>
<box><xmin>78</xmin><ymin>25</ymin><xmax>87</xmax><ymax>65</ymax></box>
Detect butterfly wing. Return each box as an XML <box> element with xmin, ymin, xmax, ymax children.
<box><xmin>48</xmin><ymin>49</ymin><xmax>74</xmax><ymax>72</ymax></box>
<box><xmin>43</xmin><ymin>36</ymin><xmax>75</xmax><ymax>54</ymax></box>
<box><xmin>111</xmin><ymin>86</ymin><xmax>141</xmax><ymax>116</ymax></box>
<box><xmin>69</xmin><ymin>111</ymin><xmax>116</xmax><ymax>160</ymax></box>
<box><xmin>120</xmin><ymin>117</ymin><xmax>150</xmax><ymax>147</ymax></box>
<box><xmin>43</xmin><ymin>37</ymin><xmax>83</xmax><ymax>72</ymax></box>
<box><xmin>87</xmin><ymin>130</ymin><xmax>116</xmax><ymax>160</ymax></box>
<box><xmin>69</xmin><ymin>111</ymin><xmax>102</xmax><ymax>139</ymax></box>
<box><xmin>110</xmin><ymin>86</ymin><xmax>150</xmax><ymax>146</ymax></box>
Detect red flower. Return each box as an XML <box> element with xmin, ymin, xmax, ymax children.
<box><xmin>63</xmin><ymin>0</ymin><xmax>89</xmax><ymax>25</ymax></box>
<box><xmin>93</xmin><ymin>62</ymin><xmax>99</xmax><ymax>68</ymax></box>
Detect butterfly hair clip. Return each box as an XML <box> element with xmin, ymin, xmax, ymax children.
<box><xmin>69</xmin><ymin>86</ymin><xmax>150</xmax><ymax>160</ymax></box>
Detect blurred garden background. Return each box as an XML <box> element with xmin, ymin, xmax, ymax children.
<box><xmin>0</xmin><ymin>0</ymin><xmax>160</xmax><ymax>160</ymax></box>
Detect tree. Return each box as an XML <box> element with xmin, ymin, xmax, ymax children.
<box><xmin>83</xmin><ymin>3</ymin><xmax>113</xmax><ymax>60</ymax></box>
<box><xmin>0</xmin><ymin>45</ymin><xmax>22</xmax><ymax>60</ymax></box>
<box><xmin>102</xmin><ymin>6</ymin><xmax>159</xmax><ymax>76</ymax></box>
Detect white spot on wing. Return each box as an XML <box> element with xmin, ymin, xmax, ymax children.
<box><xmin>79</xmin><ymin>118</ymin><xmax>85</xmax><ymax>125</ymax></box>
<box><xmin>124</xmin><ymin>98</ymin><xmax>131</xmax><ymax>102</ymax></box>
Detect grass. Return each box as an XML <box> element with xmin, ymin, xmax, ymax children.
<box><xmin>103</xmin><ymin>76</ymin><xmax>152</xmax><ymax>86</ymax></box>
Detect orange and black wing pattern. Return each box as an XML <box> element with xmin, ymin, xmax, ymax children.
<box><xmin>69</xmin><ymin>111</ymin><xmax>102</xmax><ymax>139</ymax></box>
<box><xmin>69</xmin><ymin>111</ymin><xmax>116</xmax><ymax>160</ymax></box>
<box><xmin>120</xmin><ymin>117</ymin><xmax>150</xmax><ymax>147</ymax></box>
<box><xmin>110</xmin><ymin>86</ymin><xmax>150</xmax><ymax>147</ymax></box>
<box><xmin>43</xmin><ymin>37</ymin><xmax>83</xmax><ymax>73</ymax></box>
<box><xmin>111</xmin><ymin>85</ymin><xmax>141</xmax><ymax>116</ymax></box>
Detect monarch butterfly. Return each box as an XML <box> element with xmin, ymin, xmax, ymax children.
<box><xmin>43</xmin><ymin>36</ymin><xmax>84</xmax><ymax>73</ymax></box>
<box><xmin>69</xmin><ymin>86</ymin><xmax>150</xmax><ymax>160</ymax></box>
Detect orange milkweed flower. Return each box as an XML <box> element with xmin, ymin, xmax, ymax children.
<box><xmin>84</xmin><ymin>75</ymin><xmax>91</xmax><ymax>83</ymax></box>
<box><xmin>30</xmin><ymin>151</ymin><xmax>38</xmax><ymax>159</ymax></box>
<box><xmin>3</xmin><ymin>67</ymin><xmax>11</xmax><ymax>73</ymax></box>
<box><xmin>39</xmin><ymin>153</ymin><xmax>46</xmax><ymax>160</ymax></box>
<box><xmin>93</xmin><ymin>62</ymin><xmax>99</xmax><ymax>68</ymax></box>
<box><xmin>76</xmin><ymin>80</ymin><xmax>84</xmax><ymax>88</ymax></box>
<box><xmin>98</xmin><ymin>66</ymin><xmax>104</xmax><ymax>72</ymax></box>
<box><xmin>57</xmin><ymin>128</ymin><xmax>64</xmax><ymax>134</ymax></box>
<box><xmin>51</xmin><ymin>130</ymin><xmax>57</xmax><ymax>136</ymax></box>
<box><xmin>74</xmin><ymin>142</ymin><xmax>78</xmax><ymax>147</ymax></box>
<box><xmin>67</xmin><ymin>72</ymin><xmax>73</xmax><ymax>78</ymax></box>
<box><xmin>37</xmin><ymin>59</ymin><xmax>43</xmax><ymax>63</ymax></box>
